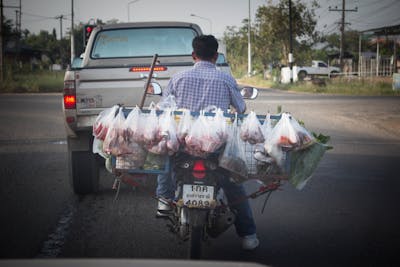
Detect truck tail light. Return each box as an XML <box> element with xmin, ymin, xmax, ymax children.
<box><xmin>63</xmin><ymin>80</ymin><xmax>76</xmax><ymax>109</ymax></box>
<box><xmin>129</xmin><ymin>66</ymin><xmax>167</xmax><ymax>72</ymax></box>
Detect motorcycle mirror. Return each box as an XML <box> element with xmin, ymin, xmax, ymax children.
<box><xmin>146</xmin><ymin>82</ymin><xmax>162</xmax><ymax>95</ymax></box>
<box><xmin>240</xmin><ymin>87</ymin><xmax>258</xmax><ymax>99</ymax></box>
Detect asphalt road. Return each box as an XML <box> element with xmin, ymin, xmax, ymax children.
<box><xmin>0</xmin><ymin>91</ymin><xmax>399</xmax><ymax>267</ymax></box>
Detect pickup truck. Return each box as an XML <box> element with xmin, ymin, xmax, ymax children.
<box><xmin>63</xmin><ymin>22</ymin><xmax>203</xmax><ymax>194</ymax></box>
<box><xmin>280</xmin><ymin>60</ymin><xmax>341</xmax><ymax>83</ymax></box>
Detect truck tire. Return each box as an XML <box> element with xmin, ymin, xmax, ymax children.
<box><xmin>69</xmin><ymin>150</ymin><xmax>99</xmax><ymax>195</ymax></box>
<box><xmin>330</xmin><ymin>71</ymin><xmax>339</xmax><ymax>78</ymax></box>
<box><xmin>298</xmin><ymin>70</ymin><xmax>307</xmax><ymax>81</ymax></box>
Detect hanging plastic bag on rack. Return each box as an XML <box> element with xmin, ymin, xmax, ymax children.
<box><xmin>124</xmin><ymin>106</ymin><xmax>143</xmax><ymax>143</ymax></box>
<box><xmin>141</xmin><ymin>103</ymin><xmax>161</xmax><ymax>146</ymax></box>
<box><xmin>103</xmin><ymin>107</ymin><xmax>128</xmax><ymax>155</ymax></box>
<box><xmin>146</xmin><ymin>108</ymin><xmax>179</xmax><ymax>155</ymax></box>
<box><xmin>103</xmin><ymin>107</ymin><xmax>145</xmax><ymax>158</ymax></box>
<box><xmin>156</xmin><ymin>95</ymin><xmax>177</xmax><ymax>110</ymax></box>
<box><xmin>177</xmin><ymin>109</ymin><xmax>193</xmax><ymax>145</ymax></box>
<box><xmin>240</xmin><ymin>111</ymin><xmax>265</xmax><ymax>144</ymax></box>
<box><xmin>265</xmin><ymin>112</ymin><xmax>315</xmax><ymax>168</ymax></box>
<box><xmin>267</xmin><ymin>113</ymin><xmax>297</xmax><ymax>150</ymax></box>
<box><xmin>219</xmin><ymin>114</ymin><xmax>248</xmax><ymax>178</ymax></box>
<box><xmin>93</xmin><ymin>105</ymin><xmax>119</xmax><ymax>141</ymax></box>
<box><xmin>185</xmin><ymin>109</ymin><xmax>228</xmax><ymax>158</ymax></box>
<box><xmin>261</xmin><ymin>113</ymin><xmax>274</xmax><ymax>142</ymax></box>
<box><xmin>290</xmin><ymin>116</ymin><xmax>315</xmax><ymax>150</ymax></box>
<box><xmin>92</xmin><ymin>137</ymin><xmax>107</xmax><ymax>159</ymax></box>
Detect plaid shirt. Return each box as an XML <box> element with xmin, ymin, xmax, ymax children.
<box><xmin>162</xmin><ymin>61</ymin><xmax>246</xmax><ymax>113</ymax></box>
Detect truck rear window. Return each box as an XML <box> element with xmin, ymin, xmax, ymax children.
<box><xmin>91</xmin><ymin>27</ymin><xmax>197</xmax><ymax>58</ymax></box>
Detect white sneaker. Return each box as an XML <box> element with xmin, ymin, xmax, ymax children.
<box><xmin>156</xmin><ymin>200</ymin><xmax>172</xmax><ymax>217</ymax></box>
<box><xmin>242</xmin><ymin>234</ymin><xmax>259</xmax><ymax>250</ymax></box>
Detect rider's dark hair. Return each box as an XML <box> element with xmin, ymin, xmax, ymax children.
<box><xmin>192</xmin><ymin>35</ymin><xmax>218</xmax><ymax>60</ymax></box>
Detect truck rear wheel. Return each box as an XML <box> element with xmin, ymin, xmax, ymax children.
<box><xmin>330</xmin><ymin>71</ymin><xmax>339</xmax><ymax>78</ymax></box>
<box><xmin>69</xmin><ymin>150</ymin><xmax>99</xmax><ymax>195</ymax></box>
<box><xmin>298</xmin><ymin>70</ymin><xmax>307</xmax><ymax>81</ymax></box>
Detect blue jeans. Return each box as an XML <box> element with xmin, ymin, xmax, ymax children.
<box><xmin>156</xmin><ymin>170</ymin><xmax>257</xmax><ymax>237</ymax></box>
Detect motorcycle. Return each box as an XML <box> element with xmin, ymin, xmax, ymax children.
<box><xmin>152</xmin><ymin>87</ymin><xmax>279</xmax><ymax>259</ymax></box>
<box><xmin>111</xmin><ymin>86</ymin><xmax>280</xmax><ymax>259</ymax></box>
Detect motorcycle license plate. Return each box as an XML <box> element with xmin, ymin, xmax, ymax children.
<box><xmin>183</xmin><ymin>184</ymin><xmax>214</xmax><ymax>208</ymax></box>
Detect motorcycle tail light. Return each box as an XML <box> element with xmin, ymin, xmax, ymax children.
<box><xmin>192</xmin><ymin>160</ymin><xmax>206</xmax><ymax>179</ymax></box>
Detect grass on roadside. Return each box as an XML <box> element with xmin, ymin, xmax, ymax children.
<box><xmin>237</xmin><ymin>75</ymin><xmax>276</xmax><ymax>89</ymax></box>
<box><xmin>237</xmin><ymin>74</ymin><xmax>400</xmax><ymax>96</ymax></box>
<box><xmin>1</xmin><ymin>71</ymin><xmax>64</xmax><ymax>93</ymax></box>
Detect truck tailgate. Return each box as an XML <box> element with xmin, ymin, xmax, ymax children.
<box><xmin>75</xmin><ymin>66</ymin><xmax>187</xmax><ymax>115</ymax></box>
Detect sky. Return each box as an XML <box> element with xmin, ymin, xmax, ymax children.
<box><xmin>3</xmin><ymin>0</ymin><xmax>400</xmax><ymax>40</ymax></box>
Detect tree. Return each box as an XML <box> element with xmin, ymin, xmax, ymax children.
<box><xmin>2</xmin><ymin>18</ymin><xmax>14</xmax><ymax>41</ymax></box>
<box><xmin>254</xmin><ymin>0</ymin><xmax>319</xmax><ymax>67</ymax></box>
<box><xmin>223</xmin><ymin>0</ymin><xmax>320</xmax><ymax>76</ymax></box>
<box><xmin>223</xmin><ymin>23</ymin><xmax>251</xmax><ymax>77</ymax></box>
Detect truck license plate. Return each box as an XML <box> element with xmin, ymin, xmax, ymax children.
<box><xmin>183</xmin><ymin>184</ymin><xmax>214</xmax><ymax>208</ymax></box>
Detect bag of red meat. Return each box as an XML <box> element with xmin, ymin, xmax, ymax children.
<box><xmin>93</xmin><ymin>105</ymin><xmax>119</xmax><ymax>141</ymax></box>
<box><xmin>141</xmin><ymin>104</ymin><xmax>161</xmax><ymax>146</ymax></box>
<box><xmin>124</xmin><ymin>106</ymin><xmax>143</xmax><ymax>143</ymax></box>
<box><xmin>240</xmin><ymin>111</ymin><xmax>265</xmax><ymax>144</ymax></box>
<box><xmin>267</xmin><ymin>112</ymin><xmax>315</xmax><ymax>151</ymax></box>
<box><xmin>146</xmin><ymin>109</ymin><xmax>180</xmax><ymax>155</ymax></box>
<box><xmin>184</xmin><ymin>109</ymin><xmax>228</xmax><ymax>158</ymax></box>
<box><xmin>103</xmin><ymin>107</ymin><xmax>132</xmax><ymax>156</ymax></box>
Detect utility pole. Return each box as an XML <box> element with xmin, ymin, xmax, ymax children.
<box><xmin>1</xmin><ymin>0</ymin><xmax>21</xmax><ymax>82</ymax></box>
<box><xmin>70</xmin><ymin>0</ymin><xmax>75</xmax><ymax>64</ymax></box>
<box><xmin>0</xmin><ymin>0</ymin><xmax>4</xmax><ymax>83</ymax></box>
<box><xmin>16</xmin><ymin>0</ymin><xmax>21</xmax><ymax>32</ymax></box>
<box><xmin>289</xmin><ymin>0</ymin><xmax>293</xmax><ymax>83</ymax></box>
<box><xmin>329</xmin><ymin>0</ymin><xmax>357</xmax><ymax>68</ymax></box>
<box><xmin>247</xmin><ymin>0</ymin><xmax>252</xmax><ymax>76</ymax></box>
<box><xmin>55</xmin><ymin>15</ymin><xmax>64</xmax><ymax>39</ymax></box>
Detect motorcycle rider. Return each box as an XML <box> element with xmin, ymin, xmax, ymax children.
<box><xmin>156</xmin><ymin>35</ymin><xmax>259</xmax><ymax>250</ymax></box>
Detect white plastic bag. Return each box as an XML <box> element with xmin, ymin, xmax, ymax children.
<box><xmin>265</xmin><ymin>113</ymin><xmax>315</xmax><ymax>167</ymax></box>
<box><xmin>124</xmin><ymin>106</ymin><xmax>143</xmax><ymax>143</ymax></box>
<box><xmin>219</xmin><ymin>115</ymin><xmax>248</xmax><ymax>178</ymax></box>
<box><xmin>142</xmin><ymin>103</ymin><xmax>161</xmax><ymax>146</ymax></box>
<box><xmin>184</xmin><ymin>109</ymin><xmax>228</xmax><ymax>157</ymax></box>
<box><xmin>92</xmin><ymin>137</ymin><xmax>107</xmax><ymax>159</ymax></box>
<box><xmin>177</xmin><ymin>109</ymin><xmax>193</xmax><ymax>144</ymax></box>
<box><xmin>267</xmin><ymin>113</ymin><xmax>314</xmax><ymax>150</ymax></box>
<box><xmin>103</xmin><ymin>107</ymin><xmax>129</xmax><ymax>155</ymax></box>
<box><xmin>240</xmin><ymin>111</ymin><xmax>265</xmax><ymax>144</ymax></box>
<box><xmin>156</xmin><ymin>95</ymin><xmax>177</xmax><ymax>110</ymax></box>
<box><xmin>146</xmin><ymin>109</ymin><xmax>179</xmax><ymax>155</ymax></box>
<box><xmin>261</xmin><ymin>113</ymin><xmax>274</xmax><ymax>141</ymax></box>
<box><xmin>92</xmin><ymin>105</ymin><xmax>119</xmax><ymax>141</ymax></box>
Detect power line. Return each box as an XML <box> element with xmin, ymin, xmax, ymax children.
<box><xmin>22</xmin><ymin>11</ymin><xmax>54</xmax><ymax>19</ymax></box>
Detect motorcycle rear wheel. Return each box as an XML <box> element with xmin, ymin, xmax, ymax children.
<box><xmin>189</xmin><ymin>225</ymin><xmax>203</xmax><ymax>259</ymax></box>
